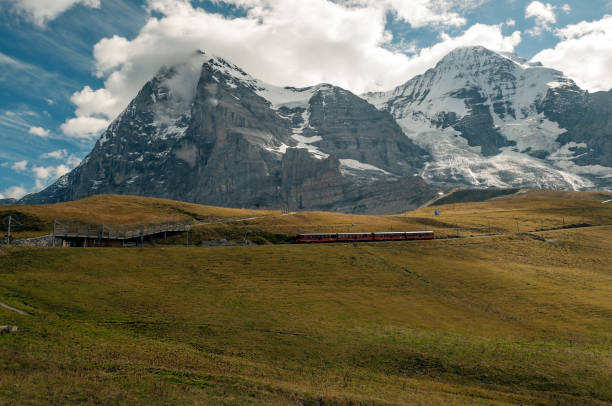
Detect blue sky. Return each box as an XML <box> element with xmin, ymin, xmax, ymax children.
<box><xmin>0</xmin><ymin>0</ymin><xmax>611</xmax><ymax>199</ymax></box>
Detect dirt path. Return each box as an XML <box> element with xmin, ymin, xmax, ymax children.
<box><xmin>0</xmin><ymin>301</ymin><xmax>30</xmax><ymax>316</ymax></box>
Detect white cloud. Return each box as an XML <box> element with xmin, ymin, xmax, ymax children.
<box><xmin>525</xmin><ymin>1</ymin><xmax>557</xmax><ymax>36</ymax></box>
<box><xmin>532</xmin><ymin>15</ymin><xmax>612</xmax><ymax>92</ymax></box>
<box><xmin>66</xmin><ymin>154</ymin><xmax>82</xmax><ymax>167</ymax></box>
<box><xmin>70</xmin><ymin>86</ymin><xmax>121</xmax><ymax>118</ymax></box>
<box><xmin>61</xmin><ymin>116</ymin><xmax>109</xmax><ymax>139</ymax></box>
<box><xmin>7</xmin><ymin>0</ymin><xmax>101</xmax><ymax>26</ymax></box>
<box><xmin>561</xmin><ymin>4</ymin><xmax>571</xmax><ymax>14</ymax></box>
<box><xmin>506</xmin><ymin>18</ymin><xmax>516</xmax><ymax>27</ymax></box>
<box><xmin>30</xmin><ymin>151</ymin><xmax>82</xmax><ymax>190</ymax></box>
<box><xmin>59</xmin><ymin>85</ymin><xmax>117</xmax><ymax>138</ymax></box>
<box><xmin>0</xmin><ymin>186</ymin><xmax>28</xmax><ymax>199</ymax></box>
<box><xmin>334</xmin><ymin>0</ymin><xmax>487</xmax><ymax>28</ymax></box>
<box><xmin>64</xmin><ymin>0</ymin><xmax>519</xmax><ymax>134</ymax></box>
<box><xmin>32</xmin><ymin>164</ymin><xmax>71</xmax><ymax>190</ymax></box>
<box><xmin>41</xmin><ymin>149</ymin><xmax>68</xmax><ymax>160</ymax></box>
<box><xmin>28</xmin><ymin>126</ymin><xmax>50</xmax><ymax>137</ymax></box>
<box><xmin>11</xmin><ymin>160</ymin><xmax>28</xmax><ymax>171</ymax></box>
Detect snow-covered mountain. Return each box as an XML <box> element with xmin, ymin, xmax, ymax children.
<box><xmin>21</xmin><ymin>46</ymin><xmax>612</xmax><ymax>211</ymax></box>
<box><xmin>21</xmin><ymin>51</ymin><xmax>433</xmax><ymax>213</ymax></box>
<box><xmin>364</xmin><ymin>46</ymin><xmax>612</xmax><ymax>190</ymax></box>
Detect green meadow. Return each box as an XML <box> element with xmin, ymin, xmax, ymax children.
<box><xmin>1</xmin><ymin>192</ymin><xmax>611</xmax><ymax>404</ymax></box>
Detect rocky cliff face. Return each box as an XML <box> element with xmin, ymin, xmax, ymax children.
<box><xmin>364</xmin><ymin>46</ymin><xmax>612</xmax><ymax>190</ymax></box>
<box><xmin>21</xmin><ymin>52</ymin><xmax>434</xmax><ymax>213</ymax></box>
<box><xmin>21</xmin><ymin>46</ymin><xmax>612</xmax><ymax>211</ymax></box>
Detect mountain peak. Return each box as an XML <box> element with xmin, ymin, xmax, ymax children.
<box><xmin>435</xmin><ymin>46</ymin><xmax>518</xmax><ymax>69</ymax></box>
<box><xmin>435</xmin><ymin>46</ymin><xmax>549</xmax><ymax>72</ymax></box>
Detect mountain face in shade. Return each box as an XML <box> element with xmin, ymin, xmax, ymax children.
<box><xmin>364</xmin><ymin>46</ymin><xmax>612</xmax><ymax>190</ymax></box>
<box><xmin>20</xmin><ymin>52</ymin><xmax>434</xmax><ymax>214</ymax></box>
<box><xmin>0</xmin><ymin>198</ymin><xmax>17</xmax><ymax>206</ymax></box>
<box><xmin>21</xmin><ymin>46</ymin><xmax>612</xmax><ymax>211</ymax></box>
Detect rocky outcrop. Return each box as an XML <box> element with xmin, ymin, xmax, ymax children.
<box><xmin>540</xmin><ymin>88</ymin><xmax>612</xmax><ymax>168</ymax></box>
<box><xmin>0</xmin><ymin>326</ymin><xmax>19</xmax><ymax>334</ymax></box>
<box><xmin>305</xmin><ymin>86</ymin><xmax>426</xmax><ymax>174</ymax></box>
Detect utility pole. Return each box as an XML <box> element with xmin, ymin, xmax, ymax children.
<box><xmin>7</xmin><ymin>216</ymin><xmax>11</xmax><ymax>245</ymax></box>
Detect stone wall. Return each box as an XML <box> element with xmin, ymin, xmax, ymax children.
<box><xmin>11</xmin><ymin>235</ymin><xmax>62</xmax><ymax>247</ymax></box>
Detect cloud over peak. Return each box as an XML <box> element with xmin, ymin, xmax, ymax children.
<box><xmin>532</xmin><ymin>15</ymin><xmax>612</xmax><ymax>92</ymax></box>
<box><xmin>61</xmin><ymin>0</ymin><xmax>519</xmax><ymax>138</ymax></box>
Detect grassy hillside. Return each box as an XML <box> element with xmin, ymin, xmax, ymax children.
<box><xmin>2</xmin><ymin>190</ymin><xmax>610</xmax><ymax>243</ymax></box>
<box><xmin>1</xmin><ymin>224</ymin><xmax>612</xmax><ymax>404</ymax></box>
<box><xmin>172</xmin><ymin>190</ymin><xmax>612</xmax><ymax>244</ymax></box>
<box><xmin>0</xmin><ymin>195</ymin><xmax>278</xmax><ymax>239</ymax></box>
<box><xmin>429</xmin><ymin>188</ymin><xmax>520</xmax><ymax>206</ymax></box>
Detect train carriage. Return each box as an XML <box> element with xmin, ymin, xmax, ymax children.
<box><xmin>337</xmin><ymin>233</ymin><xmax>374</xmax><ymax>242</ymax></box>
<box><xmin>296</xmin><ymin>233</ymin><xmax>338</xmax><ymax>243</ymax></box>
<box><xmin>373</xmin><ymin>232</ymin><xmax>407</xmax><ymax>241</ymax></box>
<box><xmin>406</xmin><ymin>231</ymin><xmax>435</xmax><ymax>240</ymax></box>
<box><xmin>296</xmin><ymin>230</ymin><xmax>434</xmax><ymax>243</ymax></box>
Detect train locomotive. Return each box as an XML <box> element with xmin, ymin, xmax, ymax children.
<box><xmin>296</xmin><ymin>231</ymin><xmax>434</xmax><ymax>243</ymax></box>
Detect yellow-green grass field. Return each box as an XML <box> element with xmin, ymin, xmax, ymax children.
<box><xmin>2</xmin><ymin>190</ymin><xmax>611</xmax><ymax>243</ymax></box>
<box><xmin>195</xmin><ymin>189</ymin><xmax>612</xmax><ymax>242</ymax></box>
<box><xmin>1</xmin><ymin>222</ymin><xmax>612</xmax><ymax>404</ymax></box>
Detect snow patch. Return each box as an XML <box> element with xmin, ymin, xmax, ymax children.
<box><xmin>545</xmin><ymin>141</ymin><xmax>612</xmax><ymax>180</ymax></box>
<box><xmin>496</xmin><ymin>114</ymin><xmax>564</xmax><ymax>153</ymax></box>
<box><xmin>548</xmin><ymin>142</ymin><xmax>588</xmax><ymax>160</ymax></box>
<box><xmin>257</xmin><ymin>86</ymin><xmax>319</xmax><ymax>110</ymax></box>
<box><xmin>340</xmin><ymin>159</ymin><xmax>390</xmax><ymax>174</ymax></box>
<box><xmin>126</xmin><ymin>176</ymin><xmax>139</xmax><ymax>185</ymax></box>
<box><xmin>263</xmin><ymin>143</ymin><xmax>289</xmax><ymax>155</ymax></box>
<box><xmin>290</xmin><ymin>109</ymin><xmax>328</xmax><ymax>159</ymax></box>
<box><xmin>201</xmin><ymin>53</ymin><xmax>331</xmax><ymax>110</ymax></box>
<box><xmin>393</xmin><ymin>114</ymin><xmax>590</xmax><ymax>189</ymax></box>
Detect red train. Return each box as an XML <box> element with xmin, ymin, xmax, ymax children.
<box><xmin>296</xmin><ymin>231</ymin><xmax>434</xmax><ymax>243</ymax></box>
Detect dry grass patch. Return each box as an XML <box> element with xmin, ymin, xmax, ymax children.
<box><xmin>1</xmin><ymin>225</ymin><xmax>611</xmax><ymax>404</ymax></box>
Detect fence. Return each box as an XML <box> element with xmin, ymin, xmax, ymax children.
<box><xmin>53</xmin><ymin>219</ymin><xmax>192</xmax><ymax>241</ymax></box>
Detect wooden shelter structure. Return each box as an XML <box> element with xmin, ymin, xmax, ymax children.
<box><xmin>52</xmin><ymin>219</ymin><xmax>192</xmax><ymax>247</ymax></box>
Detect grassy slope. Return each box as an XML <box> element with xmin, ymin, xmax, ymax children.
<box><xmin>2</xmin><ymin>191</ymin><xmax>611</xmax><ymax>242</ymax></box>
<box><xmin>180</xmin><ymin>190</ymin><xmax>612</xmax><ymax>243</ymax></box>
<box><xmin>0</xmin><ymin>195</ymin><xmax>277</xmax><ymax>239</ymax></box>
<box><xmin>1</xmin><ymin>224</ymin><xmax>611</xmax><ymax>404</ymax></box>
